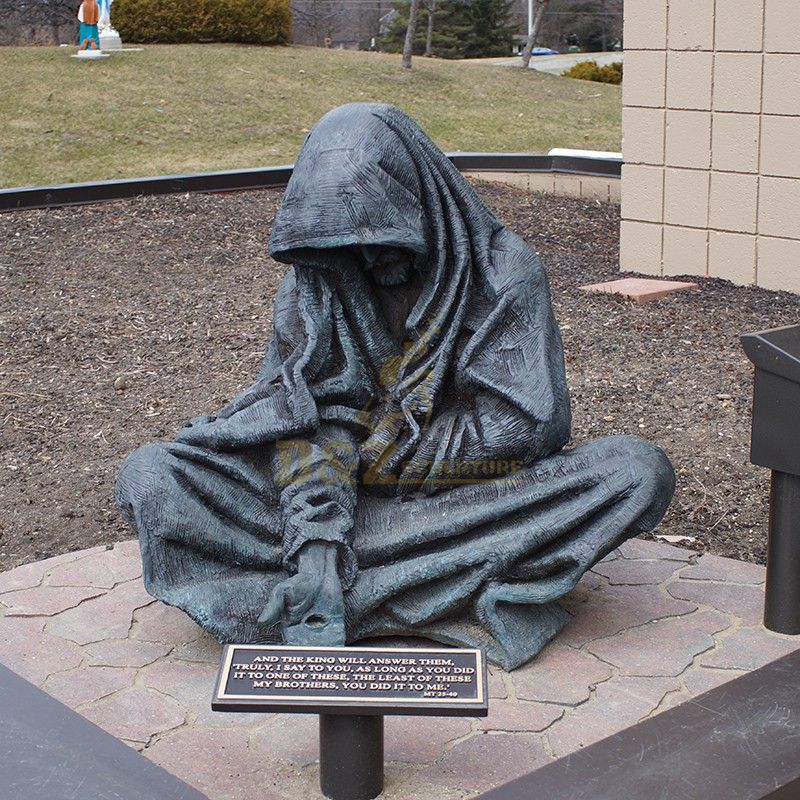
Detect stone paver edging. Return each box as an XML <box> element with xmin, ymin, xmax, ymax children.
<box><xmin>1</xmin><ymin>538</ymin><xmax>798</xmax><ymax>799</ymax></box>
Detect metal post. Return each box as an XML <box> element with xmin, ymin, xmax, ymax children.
<box><xmin>319</xmin><ymin>714</ymin><xmax>384</xmax><ymax>800</ymax></box>
<box><xmin>765</xmin><ymin>471</ymin><xmax>800</xmax><ymax>634</ymax></box>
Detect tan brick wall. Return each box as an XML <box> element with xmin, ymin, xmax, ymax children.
<box><xmin>622</xmin><ymin>0</ymin><xmax>800</xmax><ymax>293</ymax></box>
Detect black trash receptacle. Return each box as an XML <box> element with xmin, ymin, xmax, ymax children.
<box><xmin>741</xmin><ymin>324</ymin><xmax>800</xmax><ymax>635</ymax></box>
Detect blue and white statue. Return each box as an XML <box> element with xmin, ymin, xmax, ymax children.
<box><xmin>97</xmin><ymin>0</ymin><xmax>122</xmax><ymax>51</ymax></box>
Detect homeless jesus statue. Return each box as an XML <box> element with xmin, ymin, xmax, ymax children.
<box><xmin>116</xmin><ymin>103</ymin><xmax>675</xmax><ymax>670</ymax></box>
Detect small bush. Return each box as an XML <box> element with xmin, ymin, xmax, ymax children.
<box><xmin>112</xmin><ymin>0</ymin><xmax>292</xmax><ymax>45</ymax></box>
<box><xmin>563</xmin><ymin>60</ymin><xmax>623</xmax><ymax>85</ymax></box>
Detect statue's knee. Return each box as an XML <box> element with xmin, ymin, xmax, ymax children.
<box><xmin>116</xmin><ymin>443</ymin><xmax>171</xmax><ymax>513</ymax></box>
<box><xmin>627</xmin><ymin>437</ymin><xmax>673</xmax><ymax>490</ymax></box>
<box><xmin>608</xmin><ymin>435</ymin><xmax>675</xmax><ymax>520</ymax></box>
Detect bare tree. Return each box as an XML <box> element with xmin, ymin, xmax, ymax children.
<box><xmin>518</xmin><ymin>0</ymin><xmax>624</xmax><ymax>53</ymax></box>
<box><xmin>401</xmin><ymin>0</ymin><xmax>421</xmax><ymax>68</ymax></box>
<box><xmin>520</xmin><ymin>0</ymin><xmax>550</xmax><ymax>67</ymax></box>
<box><xmin>1</xmin><ymin>0</ymin><xmax>77</xmax><ymax>45</ymax></box>
<box><xmin>291</xmin><ymin>0</ymin><xmax>349</xmax><ymax>47</ymax></box>
<box><xmin>423</xmin><ymin>0</ymin><xmax>437</xmax><ymax>57</ymax></box>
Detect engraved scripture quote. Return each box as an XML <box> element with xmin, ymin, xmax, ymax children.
<box><xmin>213</xmin><ymin>645</ymin><xmax>487</xmax><ymax>714</ymax></box>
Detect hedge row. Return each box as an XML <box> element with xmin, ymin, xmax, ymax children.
<box><xmin>112</xmin><ymin>0</ymin><xmax>292</xmax><ymax>45</ymax></box>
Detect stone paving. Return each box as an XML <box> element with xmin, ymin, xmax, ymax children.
<box><xmin>1</xmin><ymin>537</ymin><xmax>798</xmax><ymax>799</ymax></box>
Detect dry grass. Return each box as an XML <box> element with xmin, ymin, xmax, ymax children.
<box><xmin>0</xmin><ymin>44</ymin><xmax>621</xmax><ymax>188</ymax></box>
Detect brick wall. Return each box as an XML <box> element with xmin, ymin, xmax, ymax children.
<box><xmin>621</xmin><ymin>0</ymin><xmax>800</xmax><ymax>293</ymax></box>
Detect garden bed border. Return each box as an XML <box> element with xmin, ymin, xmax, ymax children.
<box><xmin>0</xmin><ymin>153</ymin><xmax>621</xmax><ymax>212</ymax></box>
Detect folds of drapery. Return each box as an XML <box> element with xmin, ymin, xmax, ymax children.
<box><xmin>117</xmin><ymin>104</ymin><xmax>676</xmax><ymax>669</ymax></box>
<box><xmin>169</xmin><ymin>102</ymin><xmax>573</xmax><ymax>590</ymax></box>
<box><xmin>117</xmin><ymin>435</ymin><xmax>675</xmax><ymax>669</ymax></box>
<box><xmin>177</xmin><ymin>104</ymin><xmax>570</xmax><ymax>466</ymax></box>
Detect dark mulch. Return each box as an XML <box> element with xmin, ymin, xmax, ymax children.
<box><xmin>1</xmin><ymin>182</ymin><xmax>796</xmax><ymax>571</ymax></box>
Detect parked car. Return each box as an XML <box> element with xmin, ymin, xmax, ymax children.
<box><xmin>532</xmin><ymin>47</ymin><xmax>559</xmax><ymax>56</ymax></box>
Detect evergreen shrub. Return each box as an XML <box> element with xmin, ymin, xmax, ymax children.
<box><xmin>563</xmin><ymin>60</ymin><xmax>623</xmax><ymax>84</ymax></box>
<box><xmin>112</xmin><ymin>0</ymin><xmax>292</xmax><ymax>45</ymax></box>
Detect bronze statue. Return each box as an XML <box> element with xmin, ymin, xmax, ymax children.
<box><xmin>117</xmin><ymin>103</ymin><xmax>675</xmax><ymax>670</ymax></box>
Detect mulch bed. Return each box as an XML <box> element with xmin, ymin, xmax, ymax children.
<box><xmin>1</xmin><ymin>182</ymin><xmax>796</xmax><ymax>571</ymax></box>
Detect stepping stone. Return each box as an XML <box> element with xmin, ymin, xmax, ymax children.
<box><xmin>581</xmin><ymin>277</ymin><xmax>699</xmax><ymax>303</ymax></box>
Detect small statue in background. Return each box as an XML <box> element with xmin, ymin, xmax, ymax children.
<box><xmin>97</xmin><ymin>0</ymin><xmax>123</xmax><ymax>52</ymax></box>
<box><xmin>117</xmin><ymin>104</ymin><xmax>676</xmax><ymax>670</ymax></box>
<box><xmin>77</xmin><ymin>0</ymin><xmax>101</xmax><ymax>51</ymax></box>
<box><xmin>98</xmin><ymin>0</ymin><xmax>112</xmax><ymax>32</ymax></box>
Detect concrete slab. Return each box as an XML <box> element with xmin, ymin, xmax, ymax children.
<box><xmin>72</xmin><ymin>50</ymin><xmax>110</xmax><ymax>59</ymax></box>
<box><xmin>581</xmin><ymin>277</ymin><xmax>699</xmax><ymax>303</ymax></box>
<box><xmin>0</xmin><ymin>537</ymin><xmax>797</xmax><ymax>799</ymax></box>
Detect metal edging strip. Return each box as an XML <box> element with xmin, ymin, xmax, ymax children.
<box><xmin>0</xmin><ymin>154</ymin><xmax>621</xmax><ymax>213</ymax></box>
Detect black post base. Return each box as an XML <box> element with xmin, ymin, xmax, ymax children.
<box><xmin>319</xmin><ymin>714</ymin><xmax>384</xmax><ymax>800</ymax></box>
<box><xmin>765</xmin><ymin>470</ymin><xmax>800</xmax><ymax>634</ymax></box>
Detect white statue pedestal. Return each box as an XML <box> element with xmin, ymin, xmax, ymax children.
<box><xmin>100</xmin><ymin>27</ymin><xmax>123</xmax><ymax>51</ymax></box>
<box><xmin>72</xmin><ymin>50</ymin><xmax>110</xmax><ymax>59</ymax></box>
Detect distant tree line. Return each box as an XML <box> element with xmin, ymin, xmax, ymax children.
<box><xmin>0</xmin><ymin>0</ymin><xmax>78</xmax><ymax>45</ymax></box>
<box><xmin>0</xmin><ymin>0</ymin><xmax>621</xmax><ymax>51</ymax></box>
<box><xmin>381</xmin><ymin>0</ymin><xmax>515</xmax><ymax>59</ymax></box>
<box><xmin>288</xmin><ymin>0</ymin><xmax>622</xmax><ymax>54</ymax></box>
<box><xmin>535</xmin><ymin>0</ymin><xmax>623</xmax><ymax>52</ymax></box>
<box><xmin>290</xmin><ymin>0</ymin><xmax>394</xmax><ymax>49</ymax></box>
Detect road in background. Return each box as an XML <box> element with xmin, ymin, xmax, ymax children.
<box><xmin>464</xmin><ymin>51</ymin><xmax>623</xmax><ymax>74</ymax></box>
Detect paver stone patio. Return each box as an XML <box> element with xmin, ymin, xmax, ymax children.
<box><xmin>1</xmin><ymin>537</ymin><xmax>798</xmax><ymax>799</ymax></box>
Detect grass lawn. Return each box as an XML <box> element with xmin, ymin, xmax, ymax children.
<box><xmin>0</xmin><ymin>44</ymin><xmax>620</xmax><ymax>188</ymax></box>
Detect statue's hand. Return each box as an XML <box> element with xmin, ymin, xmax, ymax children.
<box><xmin>258</xmin><ymin>541</ymin><xmax>345</xmax><ymax>646</ymax></box>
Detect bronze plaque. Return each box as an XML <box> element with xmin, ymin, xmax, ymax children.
<box><xmin>212</xmin><ymin>644</ymin><xmax>488</xmax><ymax>716</ymax></box>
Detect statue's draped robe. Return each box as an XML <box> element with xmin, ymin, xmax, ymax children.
<box><xmin>117</xmin><ymin>103</ymin><xmax>675</xmax><ymax>670</ymax></box>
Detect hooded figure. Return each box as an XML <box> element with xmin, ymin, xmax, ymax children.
<box><xmin>117</xmin><ymin>103</ymin><xmax>674</xmax><ymax>670</ymax></box>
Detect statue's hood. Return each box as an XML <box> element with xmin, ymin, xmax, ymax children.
<box><xmin>269</xmin><ymin>103</ymin><xmax>429</xmax><ymax>264</ymax></box>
